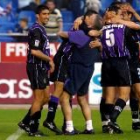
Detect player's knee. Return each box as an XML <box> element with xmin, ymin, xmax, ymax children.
<box><xmin>53</xmin><ymin>88</ymin><xmax>63</xmax><ymax>97</ymax></box>
<box><xmin>77</xmin><ymin>96</ymin><xmax>87</xmax><ymax>106</ymax></box>
<box><xmin>34</xmin><ymin>95</ymin><xmax>44</xmax><ymax>103</ymax></box>
<box><xmin>60</xmin><ymin>92</ymin><xmax>70</xmax><ymax>104</ymax></box>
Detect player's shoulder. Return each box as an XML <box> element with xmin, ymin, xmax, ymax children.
<box><xmin>102</xmin><ymin>24</ymin><xmax>125</xmax><ymax>31</ymax></box>
<box><xmin>30</xmin><ymin>23</ymin><xmax>44</xmax><ymax>33</ymax></box>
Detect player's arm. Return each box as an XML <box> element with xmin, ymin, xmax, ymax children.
<box><xmin>88</xmin><ymin>30</ymin><xmax>102</xmax><ymax>37</ymax></box>
<box><xmin>89</xmin><ymin>39</ymin><xmax>102</xmax><ymax>51</ymax></box>
<box><xmin>31</xmin><ymin>47</ymin><xmax>55</xmax><ymax>73</ymax></box>
<box><xmin>31</xmin><ymin>50</ymin><xmax>51</xmax><ymax>62</ymax></box>
<box><xmin>111</xmin><ymin>18</ymin><xmax>140</xmax><ymax>30</ymax></box>
<box><xmin>57</xmin><ymin>31</ymin><xmax>68</xmax><ymax>38</ymax></box>
<box><xmin>73</xmin><ymin>16</ymin><xmax>83</xmax><ymax>30</ymax></box>
<box><xmin>127</xmin><ymin>5</ymin><xmax>140</xmax><ymax>22</ymax></box>
<box><xmin>59</xmin><ymin>30</ymin><xmax>91</xmax><ymax>48</ymax></box>
<box><xmin>68</xmin><ymin>30</ymin><xmax>91</xmax><ymax>48</ymax></box>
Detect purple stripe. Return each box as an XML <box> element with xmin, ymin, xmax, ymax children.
<box><xmin>50</xmin><ymin>95</ymin><xmax>59</xmax><ymax>103</ymax></box>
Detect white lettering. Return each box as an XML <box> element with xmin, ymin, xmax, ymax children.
<box><xmin>6</xmin><ymin>43</ymin><xmax>15</xmax><ymax>56</ymax></box>
<box><xmin>103</xmin><ymin>24</ymin><xmax>124</xmax><ymax>30</ymax></box>
<box><xmin>0</xmin><ymin>79</ymin><xmax>32</xmax><ymax>99</ymax></box>
<box><xmin>15</xmin><ymin>43</ymin><xmax>27</xmax><ymax>56</ymax></box>
<box><xmin>6</xmin><ymin>43</ymin><xmax>27</xmax><ymax>57</ymax></box>
<box><xmin>18</xmin><ymin>79</ymin><xmax>32</xmax><ymax>98</ymax></box>
<box><xmin>0</xmin><ymin>79</ymin><xmax>17</xmax><ymax>98</ymax></box>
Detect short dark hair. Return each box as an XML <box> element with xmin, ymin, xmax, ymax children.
<box><xmin>110</xmin><ymin>1</ymin><xmax>123</xmax><ymax>7</ymax></box>
<box><xmin>83</xmin><ymin>10</ymin><xmax>98</xmax><ymax>20</ymax></box>
<box><xmin>35</xmin><ymin>5</ymin><xmax>49</xmax><ymax>14</ymax></box>
<box><xmin>107</xmin><ymin>5</ymin><xmax>121</xmax><ymax>14</ymax></box>
<box><xmin>45</xmin><ymin>0</ymin><xmax>55</xmax><ymax>4</ymax></box>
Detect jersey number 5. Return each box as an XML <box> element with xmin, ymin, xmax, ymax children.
<box><xmin>106</xmin><ymin>29</ymin><xmax>115</xmax><ymax>47</ymax></box>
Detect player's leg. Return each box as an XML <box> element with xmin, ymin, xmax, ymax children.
<box><xmin>76</xmin><ymin>67</ymin><xmax>95</xmax><ymax>134</ymax></box>
<box><xmin>77</xmin><ymin>95</ymin><xmax>94</xmax><ymax>134</ymax></box>
<box><xmin>29</xmin><ymin>89</ymin><xmax>44</xmax><ymax>136</ymax></box>
<box><xmin>43</xmin><ymin>81</ymin><xmax>64</xmax><ymax>134</ymax></box>
<box><xmin>109</xmin><ymin>86</ymin><xmax>130</xmax><ymax>134</ymax></box>
<box><xmin>61</xmin><ymin>96</ymin><xmax>74</xmax><ymax>132</ymax></box>
<box><xmin>44</xmin><ymin>81</ymin><xmax>63</xmax><ymax>122</ymax></box>
<box><xmin>43</xmin><ymin>54</ymin><xmax>69</xmax><ymax>134</ymax></box>
<box><xmin>100</xmin><ymin>88</ymin><xmax>106</xmax><ymax>126</ymax></box>
<box><xmin>28</xmin><ymin>64</ymin><xmax>49</xmax><ymax>136</ymax></box>
<box><xmin>107</xmin><ymin>58</ymin><xmax>131</xmax><ymax>133</ymax></box>
<box><xmin>60</xmin><ymin>91</ymin><xmax>75</xmax><ymax>134</ymax></box>
<box><xmin>18</xmin><ymin>109</ymin><xmax>31</xmax><ymax>133</ymax></box>
<box><xmin>102</xmin><ymin>87</ymin><xmax>116</xmax><ymax>133</ymax></box>
<box><xmin>131</xmin><ymin>83</ymin><xmax>140</xmax><ymax>130</ymax></box>
<box><xmin>100</xmin><ymin>60</ymin><xmax>117</xmax><ymax>133</ymax></box>
<box><xmin>61</xmin><ymin>64</ymin><xmax>87</xmax><ymax>134</ymax></box>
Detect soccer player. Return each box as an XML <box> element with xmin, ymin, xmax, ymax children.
<box><xmin>106</xmin><ymin>2</ymin><xmax>140</xmax><ymax>131</ymax></box>
<box><xmin>43</xmin><ymin>11</ymin><xmax>103</xmax><ymax>135</ymax></box>
<box><xmin>122</xmin><ymin>5</ymin><xmax>140</xmax><ymax>131</ymax></box>
<box><xmin>43</xmin><ymin>37</ymin><xmax>74</xmax><ymax>134</ymax></box>
<box><xmin>60</xmin><ymin>10</ymin><xmax>101</xmax><ymax>135</ymax></box>
<box><xmin>18</xmin><ymin>5</ymin><xmax>55</xmax><ymax>137</ymax></box>
<box><xmin>100</xmin><ymin>6</ymin><xmax>132</xmax><ymax>134</ymax></box>
<box><xmin>98</xmin><ymin>3</ymin><xmax>140</xmax><ymax>133</ymax></box>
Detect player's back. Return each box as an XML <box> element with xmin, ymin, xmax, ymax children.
<box><xmin>101</xmin><ymin>24</ymin><xmax>129</xmax><ymax>59</ymax></box>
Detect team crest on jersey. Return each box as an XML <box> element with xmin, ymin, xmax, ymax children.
<box><xmin>35</xmin><ymin>40</ymin><xmax>40</xmax><ymax>47</ymax></box>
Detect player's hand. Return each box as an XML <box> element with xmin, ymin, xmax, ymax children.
<box><xmin>73</xmin><ymin>17</ymin><xmax>83</xmax><ymax>30</ymax></box>
<box><xmin>127</xmin><ymin>5</ymin><xmax>135</xmax><ymax>14</ymax></box>
<box><xmin>49</xmin><ymin>59</ymin><xmax>55</xmax><ymax>73</ymax></box>
<box><xmin>89</xmin><ymin>39</ymin><xmax>101</xmax><ymax>49</ymax></box>
<box><xmin>88</xmin><ymin>30</ymin><xmax>102</xmax><ymax>37</ymax></box>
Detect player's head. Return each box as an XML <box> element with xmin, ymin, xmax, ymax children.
<box><xmin>83</xmin><ymin>10</ymin><xmax>98</xmax><ymax>28</ymax></box>
<box><xmin>103</xmin><ymin>6</ymin><xmax>122</xmax><ymax>24</ymax></box>
<box><xmin>94</xmin><ymin>15</ymin><xmax>103</xmax><ymax>30</ymax></box>
<box><xmin>107</xmin><ymin>6</ymin><xmax>123</xmax><ymax>19</ymax></box>
<box><xmin>121</xmin><ymin>3</ymin><xmax>133</xmax><ymax>21</ymax></box>
<box><xmin>35</xmin><ymin>5</ymin><xmax>50</xmax><ymax>25</ymax></box>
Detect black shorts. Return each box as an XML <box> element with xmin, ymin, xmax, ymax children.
<box><xmin>64</xmin><ymin>64</ymin><xmax>94</xmax><ymax>96</ymax></box>
<box><xmin>26</xmin><ymin>63</ymin><xmax>49</xmax><ymax>90</ymax></box>
<box><xmin>50</xmin><ymin>54</ymin><xmax>69</xmax><ymax>83</ymax></box>
<box><xmin>129</xmin><ymin>59</ymin><xmax>140</xmax><ymax>84</ymax></box>
<box><xmin>101</xmin><ymin>58</ymin><xmax>132</xmax><ymax>87</ymax></box>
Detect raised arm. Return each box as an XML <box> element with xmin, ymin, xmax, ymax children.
<box><xmin>111</xmin><ymin>18</ymin><xmax>140</xmax><ymax>30</ymax></box>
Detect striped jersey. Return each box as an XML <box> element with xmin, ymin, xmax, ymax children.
<box><xmin>27</xmin><ymin>22</ymin><xmax>50</xmax><ymax>69</ymax></box>
<box><xmin>101</xmin><ymin>24</ymin><xmax>130</xmax><ymax>59</ymax></box>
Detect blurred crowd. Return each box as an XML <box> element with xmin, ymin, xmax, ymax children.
<box><xmin>0</xmin><ymin>0</ymin><xmax>138</xmax><ymax>42</ymax></box>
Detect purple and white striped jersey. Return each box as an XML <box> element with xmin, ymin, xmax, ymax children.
<box><xmin>27</xmin><ymin>22</ymin><xmax>50</xmax><ymax>69</ymax></box>
<box><xmin>101</xmin><ymin>24</ymin><xmax>130</xmax><ymax>59</ymax></box>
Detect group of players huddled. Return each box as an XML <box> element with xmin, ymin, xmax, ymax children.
<box><xmin>18</xmin><ymin>1</ymin><xmax>140</xmax><ymax>137</ymax></box>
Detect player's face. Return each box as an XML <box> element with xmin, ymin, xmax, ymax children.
<box><xmin>85</xmin><ymin>14</ymin><xmax>97</xmax><ymax>28</ymax></box>
<box><xmin>37</xmin><ymin>9</ymin><xmax>50</xmax><ymax>25</ymax></box>
<box><xmin>116</xmin><ymin>9</ymin><xmax>123</xmax><ymax>19</ymax></box>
